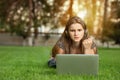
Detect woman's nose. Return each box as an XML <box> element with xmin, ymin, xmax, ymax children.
<box><xmin>75</xmin><ymin>31</ymin><xmax>78</xmax><ymax>35</ymax></box>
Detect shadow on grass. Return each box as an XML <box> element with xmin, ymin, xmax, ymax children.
<box><xmin>41</xmin><ymin>63</ymin><xmax>56</xmax><ymax>75</ymax></box>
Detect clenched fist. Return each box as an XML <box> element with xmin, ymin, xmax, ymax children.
<box><xmin>82</xmin><ymin>37</ymin><xmax>93</xmax><ymax>49</ymax></box>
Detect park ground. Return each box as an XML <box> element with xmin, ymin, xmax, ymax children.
<box><xmin>0</xmin><ymin>46</ymin><xmax>120</xmax><ymax>80</ymax></box>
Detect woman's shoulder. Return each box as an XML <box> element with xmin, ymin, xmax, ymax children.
<box><xmin>91</xmin><ymin>41</ymin><xmax>97</xmax><ymax>48</ymax></box>
<box><xmin>56</xmin><ymin>40</ymin><xmax>65</xmax><ymax>50</ymax></box>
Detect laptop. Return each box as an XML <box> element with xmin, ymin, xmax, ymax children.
<box><xmin>56</xmin><ymin>54</ymin><xmax>99</xmax><ymax>75</ymax></box>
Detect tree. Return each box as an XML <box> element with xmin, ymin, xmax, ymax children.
<box><xmin>101</xmin><ymin>0</ymin><xmax>109</xmax><ymax>44</ymax></box>
<box><xmin>0</xmin><ymin>0</ymin><xmax>67</xmax><ymax>46</ymax></box>
<box><xmin>109</xmin><ymin>0</ymin><xmax>120</xmax><ymax>44</ymax></box>
<box><xmin>102</xmin><ymin>0</ymin><xmax>120</xmax><ymax>45</ymax></box>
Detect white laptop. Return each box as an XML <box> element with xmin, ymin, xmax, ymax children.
<box><xmin>56</xmin><ymin>54</ymin><xmax>99</xmax><ymax>75</ymax></box>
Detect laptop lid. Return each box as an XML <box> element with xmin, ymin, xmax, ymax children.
<box><xmin>56</xmin><ymin>54</ymin><xmax>99</xmax><ymax>75</ymax></box>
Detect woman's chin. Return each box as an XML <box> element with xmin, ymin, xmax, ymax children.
<box><xmin>73</xmin><ymin>40</ymin><xmax>81</xmax><ymax>43</ymax></box>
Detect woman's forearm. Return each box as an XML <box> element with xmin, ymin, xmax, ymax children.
<box><xmin>84</xmin><ymin>49</ymin><xmax>95</xmax><ymax>54</ymax></box>
<box><xmin>84</xmin><ymin>47</ymin><xmax>97</xmax><ymax>54</ymax></box>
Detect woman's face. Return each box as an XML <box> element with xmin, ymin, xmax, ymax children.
<box><xmin>68</xmin><ymin>23</ymin><xmax>84</xmax><ymax>43</ymax></box>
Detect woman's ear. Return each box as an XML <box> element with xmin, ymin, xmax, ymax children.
<box><xmin>65</xmin><ymin>31</ymin><xmax>69</xmax><ymax>37</ymax></box>
<box><xmin>65</xmin><ymin>31</ymin><xmax>68</xmax><ymax>35</ymax></box>
<box><xmin>84</xmin><ymin>29</ymin><xmax>88</xmax><ymax>38</ymax></box>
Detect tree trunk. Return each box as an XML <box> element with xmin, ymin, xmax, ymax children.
<box><xmin>102</xmin><ymin>0</ymin><xmax>108</xmax><ymax>48</ymax></box>
<box><xmin>68</xmin><ymin>0</ymin><xmax>73</xmax><ymax>18</ymax></box>
<box><xmin>27</xmin><ymin>0</ymin><xmax>33</xmax><ymax>46</ymax></box>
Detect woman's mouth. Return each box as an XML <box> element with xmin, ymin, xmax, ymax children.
<box><xmin>74</xmin><ymin>37</ymin><xmax>80</xmax><ymax>39</ymax></box>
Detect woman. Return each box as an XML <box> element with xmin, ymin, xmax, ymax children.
<box><xmin>48</xmin><ymin>16</ymin><xmax>97</xmax><ymax>68</ymax></box>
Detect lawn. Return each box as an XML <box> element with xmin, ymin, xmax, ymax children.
<box><xmin>0</xmin><ymin>46</ymin><xmax>120</xmax><ymax>80</ymax></box>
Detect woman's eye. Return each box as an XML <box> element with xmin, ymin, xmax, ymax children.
<box><xmin>70</xmin><ymin>30</ymin><xmax>75</xmax><ymax>32</ymax></box>
<box><xmin>78</xmin><ymin>29</ymin><xmax>82</xmax><ymax>31</ymax></box>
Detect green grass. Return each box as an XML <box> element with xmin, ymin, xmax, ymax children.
<box><xmin>0</xmin><ymin>46</ymin><xmax>120</xmax><ymax>80</ymax></box>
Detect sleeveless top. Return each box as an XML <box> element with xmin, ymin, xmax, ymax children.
<box><xmin>57</xmin><ymin>41</ymin><xmax>65</xmax><ymax>50</ymax></box>
<box><xmin>57</xmin><ymin>41</ymin><xmax>96</xmax><ymax>50</ymax></box>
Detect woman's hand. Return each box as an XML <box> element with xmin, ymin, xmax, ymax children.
<box><xmin>82</xmin><ymin>38</ymin><xmax>95</xmax><ymax>54</ymax></box>
<box><xmin>82</xmin><ymin>37</ymin><xmax>93</xmax><ymax>49</ymax></box>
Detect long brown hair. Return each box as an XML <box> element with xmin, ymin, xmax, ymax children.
<box><xmin>52</xmin><ymin>16</ymin><xmax>88</xmax><ymax>57</ymax></box>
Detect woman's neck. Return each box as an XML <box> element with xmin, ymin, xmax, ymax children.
<box><xmin>70</xmin><ymin>41</ymin><xmax>82</xmax><ymax>54</ymax></box>
<box><xmin>72</xmin><ymin>41</ymin><xmax>80</xmax><ymax>48</ymax></box>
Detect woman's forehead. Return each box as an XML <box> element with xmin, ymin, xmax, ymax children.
<box><xmin>69</xmin><ymin>23</ymin><xmax>83</xmax><ymax>29</ymax></box>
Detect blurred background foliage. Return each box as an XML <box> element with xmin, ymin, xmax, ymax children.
<box><xmin>0</xmin><ymin>0</ymin><xmax>120</xmax><ymax>45</ymax></box>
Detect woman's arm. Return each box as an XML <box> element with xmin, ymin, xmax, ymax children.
<box><xmin>51</xmin><ymin>45</ymin><xmax>65</xmax><ymax>58</ymax></box>
<box><xmin>84</xmin><ymin>47</ymin><xmax>97</xmax><ymax>54</ymax></box>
